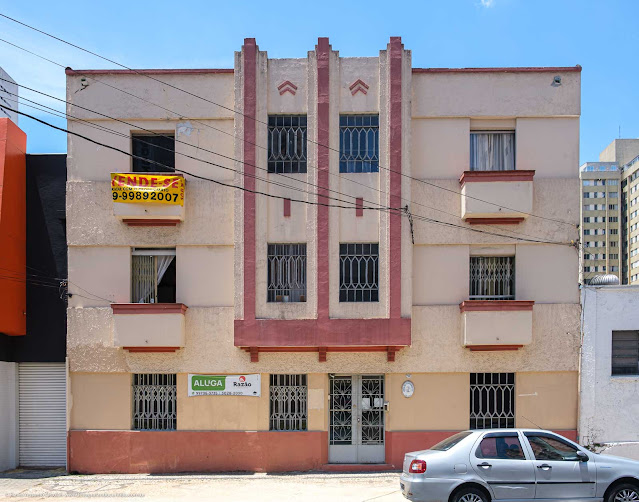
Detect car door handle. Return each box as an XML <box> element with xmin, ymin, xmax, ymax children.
<box><xmin>537</xmin><ymin>464</ymin><xmax>552</xmax><ymax>470</ymax></box>
<box><xmin>477</xmin><ymin>462</ymin><xmax>492</xmax><ymax>469</ymax></box>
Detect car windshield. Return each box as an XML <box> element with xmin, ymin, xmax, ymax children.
<box><xmin>430</xmin><ymin>432</ymin><xmax>473</xmax><ymax>451</ymax></box>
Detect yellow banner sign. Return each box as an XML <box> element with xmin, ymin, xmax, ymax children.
<box><xmin>111</xmin><ymin>173</ymin><xmax>185</xmax><ymax>206</ymax></box>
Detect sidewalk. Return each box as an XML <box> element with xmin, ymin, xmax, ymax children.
<box><xmin>0</xmin><ymin>470</ymin><xmax>404</xmax><ymax>502</ymax></box>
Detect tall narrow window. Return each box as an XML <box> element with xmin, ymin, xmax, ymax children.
<box><xmin>612</xmin><ymin>331</ymin><xmax>639</xmax><ymax>375</ymax></box>
<box><xmin>131</xmin><ymin>249</ymin><xmax>176</xmax><ymax>303</ymax></box>
<box><xmin>132</xmin><ymin>134</ymin><xmax>175</xmax><ymax>172</ymax></box>
<box><xmin>268</xmin><ymin>115</ymin><xmax>307</xmax><ymax>173</ymax></box>
<box><xmin>339</xmin><ymin>115</ymin><xmax>379</xmax><ymax>173</ymax></box>
<box><xmin>470</xmin><ymin>373</ymin><xmax>515</xmax><ymax>429</ymax></box>
<box><xmin>267</xmin><ymin>244</ymin><xmax>306</xmax><ymax>302</ymax></box>
<box><xmin>470</xmin><ymin>131</ymin><xmax>515</xmax><ymax>171</ymax></box>
<box><xmin>269</xmin><ymin>374</ymin><xmax>307</xmax><ymax>431</ymax></box>
<box><xmin>339</xmin><ymin>243</ymin><xmax>379</xmax><ymax>302</ymax></box>
<box><xmin>132</xmin><ymin>374</ymin><xmax>176</xmax><ymax>430</ymax></box>
<box><xmin>470</xmin><ymin>256</ymin><xmax>515</xmax><ymax>300</ymax></box>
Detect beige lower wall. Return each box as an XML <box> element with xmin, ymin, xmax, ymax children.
<box><xmin>515</xmin><ymin>371</ymin><xmax>578</xmax><ymax>430</ymax></box>
<box><xmin>387</xmin><ymin>373</ymin><xmax>468</xmax><ymax>431</ymax></box>
<box><xmin>70</xmin><ymin>373</ymin><xmax>132</xmax><ymax>430</ymax></box>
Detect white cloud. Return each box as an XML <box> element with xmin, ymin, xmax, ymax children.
<box><xmin>480</xmin><ymin>0</ymin><xmax>495</xmax><ymax>7</ymax></box>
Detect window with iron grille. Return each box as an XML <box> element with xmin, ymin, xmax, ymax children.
<box><xmin>268</xmin><ymin>115</ymin><xmax>307</xmax><ymax>173</ymax></box>
<box><xmin>470</xmin><ymin>256</ymin><xmax>514</xmax><ymax>300</ymax></box>
<box><xmin>132</xmin><ymin>134</ymin><xmax>175</xmax><ymax>172</ymax></box>
<box><xmin>267</xmin><ymin>244</ymin><xmax>307</xmax><ymax>302</ymax></box>
<box><xmin>339</xmin><ymin>115</ymin><xmax>379</xmax><ymax>173</ymax></box>
<box><xmin>470</xmin><ymin>373</ymin><xmax>515</xmax><ymax>429</ymax></box>
<box><xmin>339</xmin><ymin>243</ymin><xmax>379</xmax><ymax>302</ymax></box>
<box><xmin>470</xmin><ymin>131</ymin><xmax>515</xmax><ymax>171</ymax></box>
<box><xmin>612</xmin><ymin>331</ymin><xmax>639</xmax><ymax>375</ymax></box>
<box><xmin>131</xmin><ymin>249</ymin><xmax>176</xmax><ymax>303</ymax></box>
<box><xmin>132</xmin><ymin>374</ymin><xmax>176</xmax><ymax>430</ymax></box>
<box><xmin>269</xmin><ymin>374</ymin><xmax>307</xmax><ymax>431</ymax></box>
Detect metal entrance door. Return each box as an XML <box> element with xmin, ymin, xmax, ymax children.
<box><xmin>329</xmin><ymin>375</ymin><xmax>385</xmax><ymax>464</ymax></box>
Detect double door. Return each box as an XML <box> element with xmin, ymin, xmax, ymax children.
<box><xmin>328</xmin><ymin>375</ymin><xmax>385</xmax><ymax>464</ymax></box>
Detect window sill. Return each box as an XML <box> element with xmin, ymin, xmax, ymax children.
<box><xmin>111</xmin><ymin>303</ymin><xmax>188</xmax><ymax>315</ymax></box>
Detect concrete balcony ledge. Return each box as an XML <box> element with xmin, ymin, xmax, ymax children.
<box><xmin>459</xmin><ymin>170</ymin><xmax>535</xmax><ymax>224</ymax></box>
<box><xmin>111</xmin><ymin>303</ymin><xmax>188</xmax><ymax>352</ymax></box>
<box><xmin>459</xmin><ymin>300</ymin><xmax>534</xmax><ymax>351</ymax></box>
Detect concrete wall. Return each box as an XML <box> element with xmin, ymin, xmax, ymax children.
<box><xmin>0</xmin><ymin>362</ymin><xmax>18</xmax><ymax>470</ymax></box>
<box><xmin>580</xmin><ymin>286</ymin><xmax>639</xmax><ymax>459</ymax></box>
<box><xmin>599</xmin><ymin>139</ymin><xmax>639</xmax><ymax>166</ymax></box>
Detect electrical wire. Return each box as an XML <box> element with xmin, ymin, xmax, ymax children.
<box><xmin>0</xmin><ymin>15</ymin><xmax>577</xmax><ymax>227</ymax></box>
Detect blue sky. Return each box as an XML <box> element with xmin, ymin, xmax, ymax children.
<box><xmin>0</xmin><ymin>0</ymin><xmax>637</xmax><ymax>164</ymax></box>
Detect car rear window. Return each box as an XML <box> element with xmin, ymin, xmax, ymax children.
<box><xmin>430</xmin><ymin>432</ymin><xmax>473</xmax><ymax>451</ymax></box>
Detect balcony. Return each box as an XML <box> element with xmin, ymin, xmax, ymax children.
<box><xmin>459</xmin><ymin>170</ymin><xmax>535</xmax><ymax>224</ymax></box>
<box><xmin>111</xmin><ymin>303</ymin><xmax>188</xmax><ymax>352</ymax></box>
<box><xmin>460</xmin><ymin>300</ymin><xmax>534</xmax><ymax>351</ymax></box>
<box><xmin>111</xmin><ymin>172</ymin><xmax>185</xmax><ymax>226</ymax></box>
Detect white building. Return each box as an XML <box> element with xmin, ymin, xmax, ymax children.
<box><xmin>580</xmin><ymin>282</ymin><xmax>639</xmax><ymax>459</ymax></box>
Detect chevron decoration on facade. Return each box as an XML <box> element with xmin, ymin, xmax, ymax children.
<box><xmin>349</xmin><ymin>79</ymin><xmax>369</xmax><ymax>95</ymax></box>
<box><xmin>277</xmin><ymin>81</ymin><xmax>298</xmax><ymax>95</ymax></box>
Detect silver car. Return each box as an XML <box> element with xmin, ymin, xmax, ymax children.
<box><xmin>400</xmin><ymin>429</ymin><xmax>639</xmax><ymax>502</ymax></box>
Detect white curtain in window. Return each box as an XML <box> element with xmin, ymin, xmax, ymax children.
<box><xmin>156</xmin><ymin>255</ymin><xmax>174</xmax><ymax>289</ymax></box>
<box><xmin>470</xmin><ymin>132</ymin><xmax>515</xmax><ymax>171</ymax></box>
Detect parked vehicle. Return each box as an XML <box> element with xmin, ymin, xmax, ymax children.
<box><xmin>400</xmin><ymin>429</ymin><xmax>639</xmax><ymax>502</ymax></box>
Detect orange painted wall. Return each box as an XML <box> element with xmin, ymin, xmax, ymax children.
<box><xmin>0</xmin><ymin>118</ymin><xmax>26</xmax><ymax>336</ymax></box>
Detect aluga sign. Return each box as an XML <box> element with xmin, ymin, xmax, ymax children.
<box><xmin>188</xmin><ymin>374</ymin><xmax>261</xmax><ymax>396</ymax></box>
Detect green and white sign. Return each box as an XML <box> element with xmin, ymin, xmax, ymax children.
<box><xmin>187</xmin><ymin>374</ymin><xmax>261</xmax><ymax>397</ymax></box>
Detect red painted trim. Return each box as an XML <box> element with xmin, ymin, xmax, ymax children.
<box><xmin>355</xmin><ymin>197</ymin><xmax>364</xmax><ymax>217</ymax></box>
<box><xmin>68</xmin><ymin>430</ymin><xmax>328</xmax><ymax>474</ymax></box>
<box><xmin>389</xmin><ymin>37</ymin><xmax>403</xmax><ymax>320</ymax></box>
<box><xmin>235</xmin><ymin>318</ymin><xmax>411</xmax><ymax>347</ymax></box>
<box><xmin>468</xmin><ymin>345</ymin><xmax>523</xmax><ymax>352</ymax></box>
<box><xmin>243</xmin><ymin>38</ymin><xmax>257</xmax><ymax>321</ymax></box>
<box><xmin>459</xmin><ymin>300</ymin><xmax>534</xmax><ymax>313</ymax></box>
<box><xmin>459</xmin><ymin>170</ymin><xmax>536</xmax><ymax>185</ymax></box>
<box><xmin>318</xmin><ymin>347</ymin><xmax>327</xmax><ymax>362</ymax></box>
<box><xmin>412</xmin><ymin>65</ymin><xmax>582</xmax><ymax>74</ymax></box>
<box><xmin>65</xmin><ymin>68</ymin><xmax>233</xmax><ymax>75</ymax></box>
<box><xmin>316</xmin><ymin>37</ymin><xmax>331</xmax><ymax>320</ymax></box>
<box><xmin>283</xmin><ymin>198</ymin><xmax>291</xmax><ymax>217</ymax></box>
<box><xmin>349</xmin><ymin>79</ymin><xmax>370</xmax><ymax>91</ymax></box>
<box><xmin>111</xmin><ymin>303</ymin><xmax>188</xmax><ymax>315</ymax></box>
<box><xmin>122</xmin><ymin>219</ymin><xmax>180</xmax><ymax>227</ymax></box>
<box><xmin>241</xmin><ymin>345</ymin><xmax>403</xmax><ymax>353</ymax></box>
<box><xmin>123</xmin><ymin>346</ymin><xmax>181</xmax><ymax>353</ymax></box>
<box><xmin>277</xmin><ymin>80</ymin><xmax>298</xmax><ymax>91</ymax></box>
<box><xmin>466</xmin><ymin>217</ymin><xmax>525</xmax><ymax>225</ymax></box>
<box><xmin>250</xmin><ymin>347</ymin><xmax>259</xmax><ymax>363</ymax></box>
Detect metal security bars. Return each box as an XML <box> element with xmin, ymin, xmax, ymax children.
<box><xmin>339</xmin><ymin>243</ymin><xmax>379</xmax><ymax>302</ymax></box>
<box><xmin>269</xmin><ymin>374</ymin><xmax>308</xmax><ymax>431</ymax></box>
<box><xmin>267</xmin><ymin>244</ymin><xmax>307</xmax><ymax>302</ymax></box>
<box><xmin>132</xmin><ymin>374</ymin><xmax>177</xmax><ymax>430</ymax></box>
<box><xmin>360</xmin><ymin>375</ymin><xmax>385</xmax><ymax>445</ymax></box>
<box><xmin>612</xmin><ymin>331</ymin><xmax>639</xmax><ymax>375</ymax></box>
<box><xmin>268</xmin><ymin>115</ymin><xmax>307</xmax><ymax>173</ymax></box>
<box><xmin>330</xmin><ymin>376</ymin><xmax>353</xmax><ymax>445</ymax></box>
<box><xmin>131</xmin><ymin>249</ymin><xmax>176</xmax><ymax>303</ymax></box>
<box><xmin>470</xmin><ymin>373</ymin><xmax>515</xmax><ymax>430</ymax></box>
<box><xmin>339</xmin><ymin>115</ymin><xmax>379</xmax><ymax>173</ymax></box>
<box><xmin>470</xmin><ymin>256</ymin><xmax>515</xmax><ymax>300</ymax></box>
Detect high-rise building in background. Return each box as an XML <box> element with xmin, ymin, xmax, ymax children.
<box><xmin>580</xmin><ymin>139</ymin><xmax>639</xmax><ymax>284</ymax></box>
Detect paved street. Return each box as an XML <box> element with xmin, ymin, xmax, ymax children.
<box><xmin>0</xmin><ymin>470</ymin><xmax>404</xmax><ymax>501</ymax></box>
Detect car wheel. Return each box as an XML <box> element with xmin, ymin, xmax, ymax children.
<box><xmin>609</xmin><ymin>484</ymin><xmax>639</xmax><ymax>502</ymax></box>
<box><xmin>452</xmin><ymin>487</ymin><xmax>489</xmax><ymax>502</ymax></box>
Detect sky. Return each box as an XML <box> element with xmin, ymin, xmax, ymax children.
<box><xmin>0</xmin><ymin>0</ymin><xmax>637</xmax><ymax>164</ymax></box>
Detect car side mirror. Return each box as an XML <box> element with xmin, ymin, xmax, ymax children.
<box><xmin>576</xmin><ymin>451</ymin><xmax>589</xmax><ymax>462</ymax></box>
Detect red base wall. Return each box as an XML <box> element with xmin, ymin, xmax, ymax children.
<box><xmin>68</xmin><ymin>429</ymin><xmax>578</xmax><ymax>474</ymax></box>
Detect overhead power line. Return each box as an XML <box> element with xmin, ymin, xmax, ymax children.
<box><xmin>0</xmin><ymin>13</ymin><xmax>577</xmax><ymax>227</ymax></box>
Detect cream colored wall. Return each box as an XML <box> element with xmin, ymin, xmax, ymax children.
<box><xmin>307</xmin><ymin>373</ymin><xmax>328</xmax><ymax>431</ymax></box>
<box><xmin>462</xmin><ymin>181</ymin><xmax>533</xmax><ymax>219</ymax></box>
<box><xmin>176</xmin><ymin>246</ymin><xmax>234</xmax><ymax>307</ymax></box>
<box><xmin>411</xmin><ymin>71</ymin><xmax>580</xmax><ymax>118</ymax></box>
<box><xmin>516</xmin><ymin>118</ymin><xmax>580</xmax><ymax>178</ymax></box>
<box><xmin>67</xmin><ymin>304</ymin><xmax>580</xmax><ymax>375</ymax></box>
<box><xmin>515</xmin><ymin>372</ymin><xmax>578</xmax><ymax>430</ymax></box>
<box><xmin>515</xmin><ymin>244</ymin><xmax>579</xmax><ymax>303</ymax></box>
<box><xmin>68</xmin><ymin>246</ymin><xmax>131</xmax><ymax>307</ymax></box>
<box><xmin>463</xmin><ymin>310</ymin><xmax>533</xmax><ymax>347</ymax></box>
<box><xmin>412</xmin><ymin>118</ymin><xmax>470</xmax><ymax>179</ymax></box>
<box><xmin>413</xmin><ymin>245</ymin><xmax>469</xmax><ymax>305</ymax></box>
<box><xmin>177</xmin><ymin>373</ymin><xmax>270</xmax><ymax>430</ymax></box>
<box><xmin>386</xmin><ymin>373</ymin><xmax>468</xmax><ymax>431</ymax></box>
<box><xmin>113</xmin><ymin>312</ymin><xmax>185</xmax><ymax>348</ymax></box>
<box><xmin>267</xmin><ymin>59</ymin><xmax>308</xmax><ymax>113</ymax></box>
<box><xmin>338</xmin><ymin>58</ymin><xmax>380</xmax><ymax>113</ymax></box>
<box><xmin>70</xmin><ymin>373</ymin><xmax>131</xmax><ymax>430</ymax></box>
